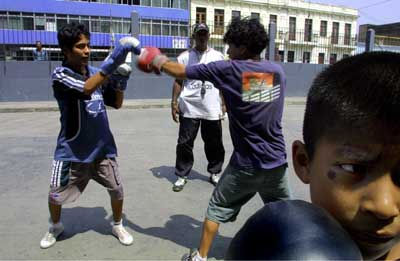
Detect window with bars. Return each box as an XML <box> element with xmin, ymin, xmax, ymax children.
<box><xmin>214</xmin><ymin>9</ymin><xmax>224</xmax><ymax>35</ymax></box>
<box><xmin>196</xmin><ymin>7</ymin><xmax>206</xmax><ymax>24</ymax></box>
<box><xmin>289</xmin><ymin>17</ymin><xmax>296</xmax><ymax>41</ymax></box>
<box><xmin>9</xmin><ymin>12</ymin><xmax>22</xmax><ymax>30</ymax></box>
<box><xmin>320</xmin><ymin>20</ymin><xmax>327</xmax><ymax>37</ymax></box>
<box><xmin>331</xmin><ymin>22</ymin><xmax>339</xmax><ymax>44</ymax></box>
<box><xmin>278</xmin><ymin>50</ymin><xmax>284</xmax><ymax>62</ymax></box>
<box><xmin>232</xmin><ymin>10</ymin><xmax>240</xmax><ymax>21</ymax></box>
<box><xmin>35</xmin><ymin>16</ymin><xmax>46</xmax><ymax>30</ymax></box>
<box><xmin>251</xmin><ymin>12</ymin><xmax>260</xmax><ymax>20</ymax></box>
<box><xmin>56</xmin><ymin>15</ymin><xmax>68</xmax><ymax>32</ymax></box>
<box><xmin>287</xmin><ymin>50</ymin><xmax>294</xmax><ymax>62</ymax></box>
<box><xmin>152</xmin><ymin>19</ymin><xmax>161</xmax><ymax>35</ymax></box>
<box><xmin>303</xmin><ymin>51</ymin><xmax>311</xmax><ymax>63</ymax></box>
<box><xmin>318</xmin><ymin>52</ymin><xmax>325</xmax><ymax>64</ymax></box>
<box><xmin>305</xmin><ymin>18</ymin><xmax>312</xmax><ymax>42</ymax></box>
<box><xmin>140</xmin><ymin>18</ymin><xmax>151</xmax><ymax>35</ymax></box>
<box><xmin>329</xmin><ymin>53</ymin><xmax>337</xmax><ymax>64</ymax></box>
<box><xmin>46</xmin><ymin>15</ymin><xmax>56</xmax><ymax>32</ymax></box>
<box><xmin>344</xmin><ymin>23</ymin><xmax>351</xmax><ymax>45</ymax></box>
<box><xmin>22</xmin><ymin>15</ymin><xmax>34</xmax><ymax>30</ymax></box>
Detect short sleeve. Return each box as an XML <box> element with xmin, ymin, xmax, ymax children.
<box><xmin>185</xmin><ymin>60</ymin><xmax>230</xmax><ymax>89</ymax></box>
<box><xmin>52</xmin><ymin>67</ymin><xmax>85</xmax><ymax>92</ymax></box>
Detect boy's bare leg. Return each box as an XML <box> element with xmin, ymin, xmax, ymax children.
<box><xmin>110</xmin><ymin>198</ymin><xmax>133</xmax><ymax>245</ymax></box>
<box><xmin>198</xmin><ymin>218</ymin><xmax>220</xmax><ymax>258</ymax></box>
<box><xmin>49</xmin><ymin>202</ymin><xmax>62</xmax><ymax>223</ymax></box>
<box><xmin>111</xmin><ymin>198</ymin><xmax>123</xmax><ymax>222</ymax></box>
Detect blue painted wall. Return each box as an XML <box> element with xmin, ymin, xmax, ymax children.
<box><xmin>1</xmin><ymin>0</ymin><xmax>189</xmax><ymax>20</ymax></box>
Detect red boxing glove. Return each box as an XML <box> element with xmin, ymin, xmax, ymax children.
<box><xmin>137</xmin><ymin>47</ymin><xmax>169</xmax><ymax>74</ymax></box>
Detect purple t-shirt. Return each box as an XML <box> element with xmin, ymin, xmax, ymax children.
<box><xmin>186</xmin><ymin>60</ymin><xmax>287</xmax><ymax>170</ymax></box>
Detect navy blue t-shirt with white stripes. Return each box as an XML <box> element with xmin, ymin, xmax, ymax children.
<box><xmin>186</xmin><ymin>59</ymin><xmax>287</xmax><ymax>170</ymax></box>
<box><xmin>52</xmin><ymin>64</ymin><xmax>117</xmax><ymax>163</ymax></box>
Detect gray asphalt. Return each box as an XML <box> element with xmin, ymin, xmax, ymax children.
<box><xmin>0</xmin><ymin>104</ymin><xmax>308</xmax><ymax>260</ymax></box>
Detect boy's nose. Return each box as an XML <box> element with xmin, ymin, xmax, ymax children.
<box><xmin>360</xmin><ymin>174</ymin><xmax>400</xmax><ymax>220</ymax></box>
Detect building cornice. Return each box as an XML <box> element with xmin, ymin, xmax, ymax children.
<box><xmin>192</xmin><ymin>0</ymin><xmax>358</xmax><ymax>19</ymax></box>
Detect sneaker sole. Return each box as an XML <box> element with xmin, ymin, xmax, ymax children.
<box><xmin>172</xmin><ymin>186</ymin><xmax>184</xmax><ymax>192</ymax></box>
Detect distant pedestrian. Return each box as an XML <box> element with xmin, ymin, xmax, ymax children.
<box><xmin>33</xmin><ymin>41</ymin><xmax>48</xmax><ymax>61</ymax></box>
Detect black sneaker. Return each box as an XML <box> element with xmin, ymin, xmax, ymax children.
<box><xmin>173</xmin><ymin>177</ymin><xmax>187</xmax><ymax>192</ymax></box>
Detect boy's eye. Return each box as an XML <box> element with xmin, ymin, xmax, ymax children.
<box><xmin>76</xmin><ymin>44</ymin><xmax>89</xmax><ymax>50</ymax></box>
<box><xmin>339</xmin><ymin>164</ymin><xmax>367</xmax><ymax>175</ymax></box>
<box><xmin>340</xmin><ymin>164</ymin><xmax>354</xmax><ymax>172</ymax></box>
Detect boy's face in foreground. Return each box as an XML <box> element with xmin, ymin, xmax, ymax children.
<box><xmin>293</xmin><ymin>134</ymin><xmax>400</xmax><ymax>260</ymax></box>
<box><xmin>64</xmin><ymin>34</ymin><xmax>90</xmax><ymax>70</ymax></box>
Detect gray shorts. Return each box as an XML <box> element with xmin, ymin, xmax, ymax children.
<box><xmin>48</xmin><ymin>158</ymin><xmax>124</xmax><ymax>205</ymax></box>
<box><xmin>206</xmin><ymin>163</ymin><xmax>291</xmax><ymax>224</ymax></box>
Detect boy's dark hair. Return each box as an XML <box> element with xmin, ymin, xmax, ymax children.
<box><xmin>223</xmin><ymin>17</ymin><xmax>268</xmax><ymax>56</ymax></box>
<box><xmin>303</xmin><ymin>51</ymin><xmax>400</xmax><ymax>159</ymax></box>
<box><xmin>57</xmin><ymin>22</ymin><xmax>90</xmax><ymax>52</ymax></box>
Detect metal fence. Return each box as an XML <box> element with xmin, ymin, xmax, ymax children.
<box><xmin>1</xmin><ymin>18</ymin><xmax>400</xmax><ymax>63</ymax></box>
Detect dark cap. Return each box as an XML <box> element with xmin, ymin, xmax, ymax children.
<box><xmin>193</xmin><ymin>23</ymin><xmax>209</xmax><ymax>34</ymax></box>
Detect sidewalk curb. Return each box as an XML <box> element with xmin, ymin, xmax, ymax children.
<box><xmin>0</xmin><ymin>99</ymin><xmax>306</xmax><ymax>113</ymax></box>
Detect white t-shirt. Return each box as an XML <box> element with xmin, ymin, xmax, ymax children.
<box><xmin>177</xmin><ymin>47</ymin><xmax>224</xmax><ymax>120</ymax></box>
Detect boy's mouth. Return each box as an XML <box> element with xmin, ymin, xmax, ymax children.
<box><xmin>353</xmin><ymin>230</ymin><xmax>395</xmax><ymax>245</ymax></box>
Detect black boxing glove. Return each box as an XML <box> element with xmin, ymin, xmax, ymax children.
<box><xmin>225</xmin><ymin>200</ymin><xmax>362</xmax><ymax>260</ymax></box>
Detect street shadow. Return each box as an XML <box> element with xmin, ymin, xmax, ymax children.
<box><xmin>150</xmin><ymin>165</ymin><xmax>209</xmax><ymax>184</ymax></box>
<box><xmin>124</xmin><ymin>214</ymin><xmax>232</xmax><ymax>259</ymax></box>
<box><xmin>55</xmin><ymin>206</ymin><xmax>120</xmax><ymax>241</ymax></box>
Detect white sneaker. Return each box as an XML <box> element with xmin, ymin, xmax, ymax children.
<box><xmin>112</xmin><ymin>221</ymin><xmax>133</xmax><ymax>246</ymax></box>
<box><xmin>40</xmin><ymin>223</ymin><xmax>64</xmax><ymax>249</ymax></box>
<box><xmin>173</xmin><ymin>177</ymin><xmax>187</xmax><ymax>192</ymax></box>
<box><xmin>209</xmin><ymin>174</ymin><xmax>220</xmax><ymax>186</ymax></box>
<box><xmin>182</xmin><ymin>249</ymin><xmax>207</xmax><ymax>261</ymax></box>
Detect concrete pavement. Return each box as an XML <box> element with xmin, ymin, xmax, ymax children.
<box><xmin>0</xmin><ymin>103</ymin><xmax>308</xmax><ymax>260</ymax></box>
<box><xmin>0</xmin><ymin>97</ymin><xmax>306</xmax><ymax>113</ymax></box>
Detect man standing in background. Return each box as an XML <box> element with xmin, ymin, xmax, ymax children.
<box><xmin>33</xmin><ymin>41</ymin><xmax>48</xmax><ymax>61</ymax></box>
<box><xmin>171</xmin><ymin>23</ymin><xmax>225</xmax><ymax>192</ymax></box>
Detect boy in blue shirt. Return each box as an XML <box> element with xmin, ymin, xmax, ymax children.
<box><xmin>40</xmin><ymin>22</ymin><xmax>140</xmax><ymax>249</ymax></box>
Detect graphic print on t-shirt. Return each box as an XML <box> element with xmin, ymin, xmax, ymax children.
<box><xmin>241</xmin><ymin>72</ymin><xmax>280</xmax><ymax>103</ymax></box>
<box><xmin>85</xmin><ymin>92</ymin><xmax>106</xmax><ymax>117</ymax></box>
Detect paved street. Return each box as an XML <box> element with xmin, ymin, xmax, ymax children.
<box><xmin>0</xmin><ymin>104</ymin><xmax>308</xmax><ymax>260</ymax></box>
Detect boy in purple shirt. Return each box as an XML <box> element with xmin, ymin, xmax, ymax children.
<box><xmin>138</xmin><ymin>17</ymin><xmax>291</xmax><ymax>260</ymax></box>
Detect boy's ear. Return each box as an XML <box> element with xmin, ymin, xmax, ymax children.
<box><xmin>61</xmin><ymin>47</ymin><xmax>69</xmax><ymax>57</ymax></box>
<box><xmin>292</xmin><ymin>140</ymin><xmax>311</xmax><ymax>184</ymax></box>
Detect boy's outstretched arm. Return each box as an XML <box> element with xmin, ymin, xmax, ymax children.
<box><xmin>84</xmin><ymin>36</ymin><xmax>141</xmax><ymax>95</ymax></box>
<box><xmin>162</xmin><ymin>61</ymin><xmax>187</xmax><ymax>80</ymax></box>
<box><xmin>137</xmin><ymin>47</ymin><xmax>187</xmax><ymax>80</ymax></box>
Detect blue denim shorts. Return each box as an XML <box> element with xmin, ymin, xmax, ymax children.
<box><xmin>206</xmin><ymin>163</ymin><xmax>291</xmax><ymax>223</ymax></box>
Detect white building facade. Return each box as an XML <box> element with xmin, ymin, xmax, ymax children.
<box><xmin>190</xmin><ymin>0</ymin><xmax>358</xmax><ymax>64</ymax></box>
